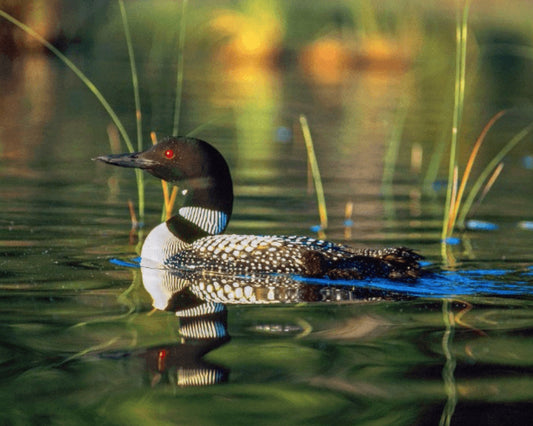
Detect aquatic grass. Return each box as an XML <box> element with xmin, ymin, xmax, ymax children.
<box><xmin>446</xmin><ymin>165</ymin><xmax>459</xmax><ymax>239</ymax></box>
<box><xmin>439</xmin><ymin>113</ymin><xmax>533</xmax><ymax>244</ymax></box>
<box><xmin>119</xmin><ymin>0</ymin><xmax>145</xmax><ymax>222</ymax></box>
<box><xmin>299</xmin><ymin>114</ymin><xmax>328</xmax><ymax>234</ymax></box>
<box><xmin>0</xmin><ymin>6</ymin><xmax>149</xmax><ymax>221</ymax></box>
<box><xmin>151</xmin><ymin>132</ymin><xmax>179</xmax><ymax>221</ymax></box>
<box><xmin>471</xmin><ymin>162</ymin><xmax>504</xmax><ymax>213</ymax></box>
<box><xmin>445</xmin><ymin>110</ymin><xmax>506</xmax><ymax>236</ymax></box>
<box><xmin>172</xmin><ymin>0</ymin><xmax>188</xmax><ymax>136</ymax></box>
<box><xmin>119</xmin><ymin>0</ymin><xmax>143</xmax><ymax>153</ymax></box>
<box><xmin>0</xmin><ymin>11</ymin><xmax>134</xmax><ymax>153</ymax></box>
<box><xmin>0</xmin><ymin>2</ymin><xmax>196</xmax><ymax>225</ymax></box>
<box><xmin>457</xmin><ymin>121</ymin><xmax>533</xmax><ymax>227</ymax></box>
<box><xmin>441</xmin><ymin>0</ymin><xmax>470</xmax><ymax>257</ymax></box>
<box><xmin>438</xmin><ymin>0</ymin><xmax>533</xmax><ymax>260</ymax></box>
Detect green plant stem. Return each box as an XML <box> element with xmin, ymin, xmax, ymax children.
<box><xmin>441</xmin><ymin>0</ymin><xmax>470</xmax><ymax>251</ymax></box>
<box><xmin>119</xmin><ymin>0</ymin><xmax>144</xmax><ymax>221</ymax></box>
<box><xmin>448</xmin><ymin>110</ymin><xmax>506</xmax><ymax>234</ymax></box>
<box><xmin>119</xmin><ymin>0</ymin><xmax>142</xmax><ymax>151</ymax></box>
<box><xmin>457</xmin><ymin>122</ymin><xmax>533</xmax><ymax>227</ymax></box>
<box><xmin>300</xmin><ymin>114</ymin><xmax>328</xmax><ymax>230</ymax></box>
<box><xmin>172</xmin><ymin>0</ymin><xmax>188</xmax><ymax>136</ymax></box>
<box><xmin>0</xmin><ymin>10</ymin><xmax>134</xmax><ymax>155</ymax></box>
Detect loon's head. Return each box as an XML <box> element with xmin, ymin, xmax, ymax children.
<box><xmin>96</xmin><ymin>137</ymin><xmax>233</xmax><ymax>222</ymax></box>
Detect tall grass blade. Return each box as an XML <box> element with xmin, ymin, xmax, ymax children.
<box><xmin>446</xmin><ymin>166</ymin><xmax>459</xmax><ymax>236</ymax></box>
<box><xmin>299</xmin><ymin>114</ymin><xmax>328</xmax><ymax>230</ymax></box>
<box><xmin>477</xmin><ymin>162</ymin><xmax>504</xmax><ymax>205</ymax></box>
<box><xmin>151</xmin><ymin>132</ymin><xmax>179</xmax><ymax>221</ymax></box>
<box><xmin>448</xmin><ymin>110</ymin><xmax>506</xmax><ymax>233</ymax></box>
<box><xmin>457</xmin><ymin>122</ymin><xmax>533</xmax><ymax>226</ymax></box>
<box><xmin>119</xmin><ymin>0</ymin><xmax>145</xmax><ymax>221</ymax></box>
<box><xmin>462</xmin><ymin>162</ymin><xmax>504</xmax><ymax>220</ymax></box>
<box><xmin>172</xmin><ymin>0</ymin><xmax>189</xmax><ymax>136</ymax></box>
<box><xmin>0</xmin><ymin>10</ymin><xmax>134</xmax><ymax>154</ymax></box>
<box><xmin>0</xmin><ymin>8</ymin><xmax>152</xmax><ymax>226</ymax></box>
<box><xmin>441</xmin><ymin>0</ymin><xmax>470</xmax><ymax>247</ymax></box>
<box><xmin>119</xmin><ymin>0</ymin><xmax>142</xmax><ymax>151</ymax></box>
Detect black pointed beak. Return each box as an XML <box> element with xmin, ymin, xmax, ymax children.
<box><xmin>94</xmin><ymin>152</ymin><xmax>157</xmax><ymax>169</ymax></box>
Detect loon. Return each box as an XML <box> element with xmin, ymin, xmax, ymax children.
<box><xmin>96</xmin><ymin>137</ymin><xmax>422</xmax><ymax>281</ymax></box>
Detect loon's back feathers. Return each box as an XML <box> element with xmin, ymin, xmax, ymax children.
<box><xmin>166</xmin><ymin>234</ymin><xmax>422</xmax><ymax>281</ymax></box>
<box><xmin>96</xmin><ymin>136</ymin><xmax>424</xmax><ymax>282</ymax></box>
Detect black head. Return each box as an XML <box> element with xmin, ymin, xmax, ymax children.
<box><xmin>96</xmin><ymin>137</ymin><xmax>233</xmax><ymax>216</ymax></box>
<box><xmin>96</xmin><ymin>137</ymin><xmax>228</xmax><ymax>182</ymax></box>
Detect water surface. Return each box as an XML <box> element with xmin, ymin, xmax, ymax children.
<box><xmin>1</xmin><ymin>2</ymin><xmax>533</xmax><ymax>424</ymax></box>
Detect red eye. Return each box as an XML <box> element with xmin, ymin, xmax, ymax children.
<box><xmin>164</xmin><ymin>149</ymin><xmax>174</xmax><ymax>159</ymax></box>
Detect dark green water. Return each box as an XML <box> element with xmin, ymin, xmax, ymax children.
<box><xmin>1</xmin><ymin>1</ymin><xmax>533</xmax><ymax>425</ymax></box>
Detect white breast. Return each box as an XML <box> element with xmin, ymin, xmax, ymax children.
<box><xmin>140</xmin><ymin>222</ymin><xmax>188</xmax><ymax>267</ymax></box>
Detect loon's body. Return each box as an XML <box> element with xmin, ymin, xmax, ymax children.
<box><xmin>97</xmin><ymin>137</ymin><xmax>422</xmax><ymax>281</ymax></box>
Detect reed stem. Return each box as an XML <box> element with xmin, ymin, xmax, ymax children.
<box><xmin>119</xmin><ymin>0</ymin><xmax>145</xmax><ymax>222</ymax></box>
<box><xmin>0</xmin><ymin>10</ymin><xmax>134</xmax><ymax>154</ymax></box>
<box><xmin>447</xmin><ymin>110</ymin><xmax>505</xmax><ymax>233</ymax></box>
<box><xmin>441</xmin><ymin>0</ymin><xmax>470</xmax><ymax>247</ymax></box>
<box><xmin>299</xmin><ymin>115</ymin><xmax>328</xmax><ymax>230</ymax></box>
<box><xmin>457</xmin><ymin>122</ymin><xmax>533</xmax><ymax>226</ymax></box>
<box><xmin>172</xmin><ymin>0</ymin><xmax>188</xmax><ymax>137</ymax></box>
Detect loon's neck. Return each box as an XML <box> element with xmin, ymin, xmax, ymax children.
<box><xmin>167</xmin><ymin>173</ymin><xmax>233</xmax><ymax>239</ymax></box>
<box><xmin>142</xmin><ymin>180</ymin><xmax>233</xmax><ymax>267</ymax></box>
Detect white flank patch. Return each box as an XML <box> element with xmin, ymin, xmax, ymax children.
<box><xmin>140</xmin><ymin>222</ymin><xmax>188</xmax><ymax>266</ymax></box>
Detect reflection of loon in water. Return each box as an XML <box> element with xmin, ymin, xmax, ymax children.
<box><xmin>143</xmin><ymin>263</ymin><xmax>413</xmax><ymax>308</ymax></box>
<box><xmin>138</xmin><ymin>298</ymin><xmax>230</xmax><ymax>388</ymax></box>
<box><xmin>96</xmin><ymin>137</ymin><xmax>423</xmax><ymax>282</ymax></box>
<box><xmin>120</xmin><ymin>263</ymin><xmax>533</xmax><ymax>388</ymax></box>
<box><xmin>137</xmin><ymin>262</ymin><xmax>414</xmax><ymax>387</ymax></box>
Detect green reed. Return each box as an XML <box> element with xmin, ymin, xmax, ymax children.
<box><xmin>119</xmin><ymin>0</ymin><xmax>145</xmax><ymax>222</ymax></box>
<box><xmin>299</xmin><ymin>115</ymin><xmax>328</xmax><ymax>233</ymax></box>
<box><xmin>445</xmin><ymin>111</ymin><xmax>506</xmax><ymax>237</ymax></box>
<box><xmin>441</xmin><ymin>0</ymin><xmax>470</xmax><ymax>254</ymax></box>
<box><xmin>172</xmin><ymin>0</ymin><xmax>189</xmax><ymax>136</ymax></box>
<box><xmin>456</xmin><ymin>121</ymin><xmax>533</xmax><ymax>227</ymax></box>
<box><xmin>0</xmin><ymin>10</ymin><xmax>134</xmax><ymax>153</ymax></box>
<box><xmin>0</xmin><ymin>6</ymin><xmax>148</xmax><ymax>221</ymax></box>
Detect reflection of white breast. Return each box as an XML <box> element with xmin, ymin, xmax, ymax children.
<box><xmin>141</xmin><ymin>266</ymin><xmax>187</xmax><ymax>310</ymax></box>
<box><xmin>140</xmin><ymin>222</ymin><xmax>188</xmax><ymax>267</ymax></box>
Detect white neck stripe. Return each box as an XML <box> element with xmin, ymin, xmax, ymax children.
<box><xmin>178</xmin><ymin>207</ymin><xmax>228</xmax><ymax>235</ymax></box>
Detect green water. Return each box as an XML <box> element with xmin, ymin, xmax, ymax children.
<box><xmin>1</xmin><ymin>1</ymin><xmax>533</xmax><ymax>425</ymax></box>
